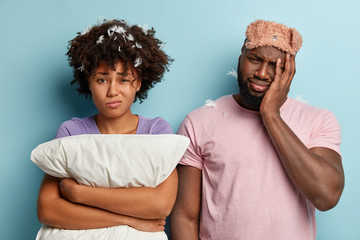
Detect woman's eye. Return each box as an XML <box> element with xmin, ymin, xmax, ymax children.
<box><xmin>121</xmin><ymin>79</ymin><xmax>131</xmax><ymax>83</ymax></box>
<box><xmin>97</xmin><ymin>78</ymin><xmax>107</xmax><ymax>83</ymax></box>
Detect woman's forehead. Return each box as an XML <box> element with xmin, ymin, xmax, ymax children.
<box><xmin>96</xmin><ymin>61</ymin><xmax>135</xmax><ymax>74</ymax></box>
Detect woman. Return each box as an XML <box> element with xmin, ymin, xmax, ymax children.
<box><xmin>37</xmin><ymin>19</ymin><xmax>176</xmax><ymax>233</ymax></box>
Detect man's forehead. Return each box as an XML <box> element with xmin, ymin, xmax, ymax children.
<box><xmin>247</xmin><ymin>46</ymin><xmax>286</xmax><ymax>61</ymax></box>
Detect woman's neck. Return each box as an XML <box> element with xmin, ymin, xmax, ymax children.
<box><xmin>94</xmin><ymin>112</ymin><xmax>139</xmax><ymax>134</ymax></box>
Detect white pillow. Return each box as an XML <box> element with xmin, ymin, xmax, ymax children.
<box><xmin>31</xmin><ymin>134</ymin><xmax>190</xmax><ymax>188</ymax></box>
<box><xmin>31</xmin><ymin>134</ymin><xmax>190</xmax><ymax>240</ymax></box>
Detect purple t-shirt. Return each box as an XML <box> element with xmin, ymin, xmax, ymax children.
<box><xmin>55</xmin><ymin>115</ymin><xmax>173</xmax><ymax>139</ymax></box>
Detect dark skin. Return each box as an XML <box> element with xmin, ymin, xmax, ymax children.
<box><xmin>235</xmin><ymin>46</ymin><xmax>344</xmax><ymax>211</ymax></box>
<box><xmin>171</xmin><ymin>45</ymin><xmax>344</xmax><ymax>240</ymax></box>
<box><xmin>37</xmin><ymin>62</ymin><xmax>178</xmax><ymax>232</ymax></box>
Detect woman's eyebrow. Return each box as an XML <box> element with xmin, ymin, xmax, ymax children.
<box><xmin>95</xmin><ymin>72</ymin><xmax>129</xmax><ymax>76</ymax></box>
<box><xmin>117</xmin><ymin>72</ymin><xmax>129</xmax><ymax>77</ymax></box>
<box><xmin>95</xmin><ymin>72</ymin><xmax>109</xmax><ymax>75</ymax></box>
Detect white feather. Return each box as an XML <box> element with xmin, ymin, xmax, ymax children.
<box><xmin>138</xmin><ymin>23</ymin><xmax>149</xmax><ymax>34</ymax></box>
<box><xmin>134</xmin><ymin>57</ymin><xmax>142</xmax><ymax>68</ymax></box>
<box><xmin>108</xmin><ymin>25</ymin><xmax>126</xmax><ymax>37</ymax></box>
<box><xmin>97</xmin><ymin>16</ymin><xmax>105</xmax><ymax>25</ymax></box>
<box><xmin>96</xmin><ymin>35</ymin><xmax>104</xmax><ymax>44</ymax></box>
<box><xmin>204</xmin><ymin>99</ymin><xmax>216</xmax><ymax>108</ymax></box>
<box><xmin>78</xmin><ymin>65</ymin><xmax>84</xmax><ymax>72</ymax></box>
<box><xmin>226</xmin><ymin>69</ymin><xmax>238</xmax><ymax>79</ymax></box>
<box><xmin>159</xmin><ymin>43</ymin><xmax>166</xmax><ymax>49</ymax></box>
<box><xmin>295</xmin><ymin>95</ymin><xmax>307</xmax><ymax>103</ymax></box>
<box><xmin>126</xmin><ymin>33</ymin><xmax>134</xmax><ymax>41</ymax></box>
<box><xmin>81</xmin><ymin>25</ymin><xmax>92</xmax><ymax>35</ymax></box>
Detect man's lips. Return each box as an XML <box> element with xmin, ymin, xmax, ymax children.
<box><xmin>249</xmin><ymin>79</ymin><xmax>270</xmax><ymax>92</ymax></box>
<box><xmin>106</xmin><ymin>100</ymin><xmax>122</xmax><ymax>108</ymax></box>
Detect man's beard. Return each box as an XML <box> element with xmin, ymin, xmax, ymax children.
<box><xmin>237</xmin><ymin>72</ymin><xmax>264</xmax><ymax>110</ymax></box>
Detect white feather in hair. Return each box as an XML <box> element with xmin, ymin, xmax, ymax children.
<box><xmin>78</xmin><ymin>65</ymin><xmax>84</xmax><ymax>72</ymax></box>
<box><xmin>138</xmin><ymin>24</ymin><xmax>149</xmax><ymax>35</ymax></box>
<box><xmin>126</xmin><ymin>34</ymin><xmax>134</xmax><ymax>41</ymax></box>
<box><xmin>81</xmin><ymin>25</ymin><xmax>92</xmax><ymax>35</ymax></box>
<box><xmin>159</xmin><ymin>43</ymin><xmax>166</xmax><ymax>49</ymax></box>
<box><xmin>96</xmin><ymin>35</ymin><xmax>104</xmax><ymax>44</ymax></box>
<box><xmin>108</xmin><ymin>25</ymin><xmax>126</xmax><ymax>37</ymax></box>
<box><xmin>134</xmin><ymin>57</ymin><xmax>142</xmax><ymax>68</ymax></box>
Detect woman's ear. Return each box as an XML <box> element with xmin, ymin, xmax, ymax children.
<box><xmin>136</xmin><ymin>79</ymin><xmax>142</xmax><ymax>92</ymax></box>
<box><xmin>88</xmin><ymin>79</ymin><xmax>92</xmax><ymax>91</ymax></box>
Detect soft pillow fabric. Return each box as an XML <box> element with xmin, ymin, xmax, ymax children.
<box><xmin>35</xmin><ymin>225</ymin><xmax>168</xmax><ymax>240</ymax></box>
<box><xmin>31</xmin><ymin>134</ymin><xmax>190</xmax><ymax>188</ymax></box>
<box><xmin>31</xmin><ymin>134</ymin><xmax>190</xmax><ymax>240</ymax></box>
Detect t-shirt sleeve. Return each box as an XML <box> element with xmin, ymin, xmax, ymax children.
<box><xmin>54</xmin><ymin>120</ymin><xmax>76</xmax><ymax>139</ymax></box>
<box><xmin>150</xmin><ymin>117</ymin><xmax>173</xmax><ymax>134</ymax></box>
<box><xmin>176</xmin><ymin>115</ymin><xmax>203</xmax><ymax>169</ymax></box>
<box><xmin>307</xmin><ymin>110</ymin><xmax>342</xmax><ymax>157</ymax></box>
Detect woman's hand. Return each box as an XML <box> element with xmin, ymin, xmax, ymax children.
<box><xmin>129</xmin><ymin>217</ymin><xmax>166</xmax><ymax>232</ymax></box>
<box><xmin>59</xmin><ymin>178</ymin><xmax>81</xmax><ymax>203</ymax></box>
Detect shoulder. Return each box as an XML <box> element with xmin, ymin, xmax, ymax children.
<box><xmin>284</xmin><ymin>98</ymin><xmax>341</xmax><ymax>155</ymax></box>
<box><xmin>282</xmin><ymin>97</ymin><xmax>341</xmax><ymax>140</ymax></box>
<box><xmin>54</xmin><ymin>116</ymin><xmax>98</xmax><ymax>139</ymax></box>
<box><xmin>283</xmin><ymin>97</ymin><xmax>338</xmax><ymax>121</ymax></box>
<box><xmin>137</xmin><ymin>115</ymin><xmax>173</xmax><ymax>134</ymax></box>
<box><xmin>178</xmin><ymin>95</ymin><xmax>233</xmax><ymax>134</ymax></box>
<box><xmin>186</xmin><ymin>95</ymin><xmax>233</xmax><ymax>122</ymax></box>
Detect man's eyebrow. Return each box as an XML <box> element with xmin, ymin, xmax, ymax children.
<box><xmin>248</xmin><ymin>53</ymin><xmax>260</xmax><ymax>58</ymax></box>
<box><xmin>269</xmin><ymin>59</ymin><xmax>278</xmax><ymax>65</ymax></box>
<box><xmin>249</xmin><ymin>52</ymin><xmax>282</xmax><ymax>64</ymax></box>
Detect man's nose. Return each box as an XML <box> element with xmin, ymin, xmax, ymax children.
<box><xmin>254</xmin><ymin>62</ymin><xmax>270</xmax><ymax>80</ymax></box>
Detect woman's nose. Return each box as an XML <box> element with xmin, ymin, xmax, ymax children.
<box><xmin>107</xmin><ymin>82</ymin><xmax>120</xmax><ymax>97</ymax></box>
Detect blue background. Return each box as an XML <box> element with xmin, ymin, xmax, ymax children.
<box><xmin>0</xmin><ymin>0</ymin><xmax>359</xmax><ymax>239</ymax></box>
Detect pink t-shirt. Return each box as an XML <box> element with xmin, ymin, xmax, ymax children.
<box><xmin>177</xmin><ymin>95</ymin><xmax>341</xmax><ymax>240</ymax></box>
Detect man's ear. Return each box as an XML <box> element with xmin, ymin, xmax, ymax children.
<box><xmin>238</xmin><ymin>44</ymin><xmax>247</xmax><ymax>61</ymax></box>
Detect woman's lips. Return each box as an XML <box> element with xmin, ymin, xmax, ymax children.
<box><xmin>106</xmin><ymin>101</ymin><xmax>122</xmax><ymax>108</ymax></box>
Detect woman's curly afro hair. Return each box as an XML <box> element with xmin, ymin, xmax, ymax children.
<box><xmin>66</xmin><ymin>19</ymin><xmax>173</xmax><ymax>103</ymax></box>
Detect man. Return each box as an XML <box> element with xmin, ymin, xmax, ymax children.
<box><xmin>170</xmin><ymin>20</ymin><xmax>344</xmax><ymax>240</ymax></box>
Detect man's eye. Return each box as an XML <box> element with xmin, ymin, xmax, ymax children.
<box><xmin>97</xmin><ymin>78</ymin><xmax>107</xmax><ymax>83</ymax></box>
<box><xmin>121</xmin><ymin>79</ymin><xmax>131</xmax><ymax>83</ymax></box>
<box><xmin>248</xmin><ymin>57</ymin><xmax>259</xmax><ymax>62</ymax></box>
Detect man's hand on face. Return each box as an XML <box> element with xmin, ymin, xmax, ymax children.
<box><xmin>260</xmin><ymin>53</ymin><xmax>296</xmax><ymax>116</ymax></box>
